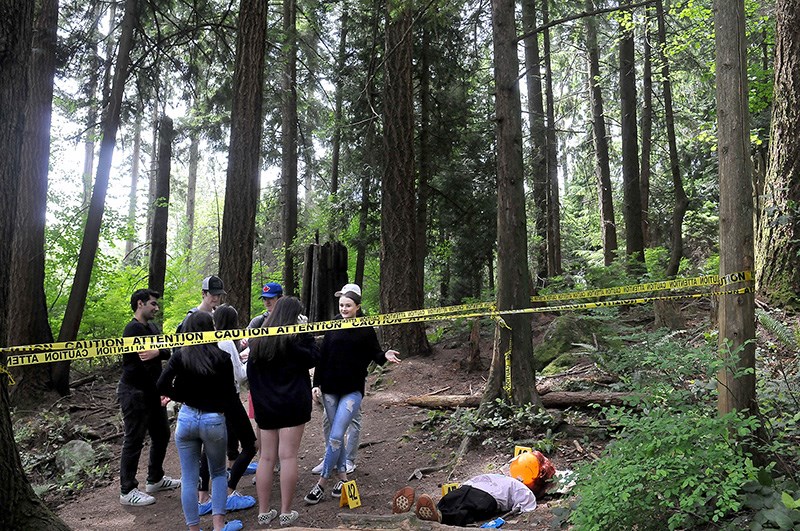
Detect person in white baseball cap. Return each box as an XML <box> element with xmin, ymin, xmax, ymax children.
<box><xmin>305</xmin><ymin>284</ymin><xmax>401</xmax><ymax>504</ymax></box>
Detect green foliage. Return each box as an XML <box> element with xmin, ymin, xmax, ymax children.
<box><xmin>739</xmin><ymin>474</ymin><xmax>800</xmax><ymax>530</ymax></box>
<box><xmin>569</xmin><ymin>407</ymin><xmax>760</xmax><ymax>530</ymax></box>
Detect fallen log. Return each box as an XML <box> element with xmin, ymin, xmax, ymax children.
<box><xmin>406</xmin><ymin>391</ymin><xmax>631</xmax><ymax>409</ymax></box>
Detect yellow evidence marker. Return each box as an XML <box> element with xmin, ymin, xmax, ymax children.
<box><xmin>441</xmin><ymin>482</ymin><xmax>460</xmax><ymax>497</ymax></box>
<box><xmin>514</xmin><ymin>445</ymin><xmax>533</xmax><ymax>456</ymax></box>
<box><xmin>339</xmin><ymin>480</ymin><xmax>362</xmax><ymax>509</ymax></box>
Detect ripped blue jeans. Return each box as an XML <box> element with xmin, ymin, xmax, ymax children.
<box><xmin>320</xmin><ymin>391</ymin><xmax>363</xmax><ymax>479</ymax></box>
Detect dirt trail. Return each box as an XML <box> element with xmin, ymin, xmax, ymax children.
<box><xmin>56</xmin><ymin>340</ymin><xmax>562</xmax><ymax>530</ymax></box>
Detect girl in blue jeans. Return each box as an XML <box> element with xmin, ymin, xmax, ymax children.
<box><xmin>305</xmin><ymin>284</ymin><xmax>401</xmax><ymax>504</ymax></box>
<box><xmin>157</xmin><ymin>311</ymin><xmax>242</xmax><ymax>531</ymax></box>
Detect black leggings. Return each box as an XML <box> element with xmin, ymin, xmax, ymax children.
<box><xmin>199</xmin><ymin>400</ymin><xmax>257</xmax><ymax>492</ymax></box>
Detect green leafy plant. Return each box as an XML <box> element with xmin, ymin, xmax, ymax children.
<box><xmin>569</xmin><ymin>407</ymin><xmax>760</xmax><ymax>530</ymax></box>
<box><xmin>739</xmin><ymin>473</ymin><xmax>800</xmax><ymax>530</ymax></box>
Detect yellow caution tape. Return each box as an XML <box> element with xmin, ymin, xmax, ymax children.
<box><xmin>1</xmin><ymin>273</ymin><xmax>753</xmax><ymax>368</ymax></box>
<box><xmin>531</xmin><ymin>270</ymin><xmax>751</xmax><ymax>302</ymax></box>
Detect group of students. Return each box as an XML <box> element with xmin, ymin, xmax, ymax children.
<box><xmin>117</xmin><ymin>276</ymin><xmax>400</xmax><ymax>531</ymax></box>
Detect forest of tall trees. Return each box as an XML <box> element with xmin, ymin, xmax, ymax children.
<box><xmin>2</xmin><ymin>0</ymin><xmax>799</xmax><ymax>527</ymax></box>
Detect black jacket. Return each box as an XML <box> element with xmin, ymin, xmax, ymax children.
<box><xmin>313</xmin><ymin>314</ymin><xmax>387</xmax><ymax>397</ymax></box>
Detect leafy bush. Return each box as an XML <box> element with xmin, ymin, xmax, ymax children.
<box><xmin>569</xmin><ymin>406</ymin><xmax>760</xmax><ymax>530</ymax></box>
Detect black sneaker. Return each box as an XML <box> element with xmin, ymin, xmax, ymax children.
<box><xmin>331</xmin><ymin>480</ymin><xmax>344</xmax><ymax>498</ymax></box>
<box><xmin>304</xmin><ymin>483</ymin><xmax>324</xmax><ymax>504</ymax></box>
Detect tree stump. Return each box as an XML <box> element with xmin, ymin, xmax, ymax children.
<box><xmin>460</xmin><ymin>319</ymin><xmax>483</xmax><ymax>372</ymax></box>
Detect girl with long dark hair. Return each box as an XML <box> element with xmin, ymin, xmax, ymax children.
<box><xmin>247</xmin><ymin>297</ymin><xmax>319</xmax><ymax>527</ymax></box>
<box><xmin>196</xmin><ymin>305</ymin><xmax>257</xmax><ymax>514</ymax></box>
<box><xmin>157</xmin><ymin>311</ymin><xmax>242</xmax><ymax>531</ymax></box>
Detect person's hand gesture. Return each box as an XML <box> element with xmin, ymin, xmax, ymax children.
<box><xmin>385</xmin><ymin>350</ymin><xmax>401</xmax><ymax>364</ymax></box>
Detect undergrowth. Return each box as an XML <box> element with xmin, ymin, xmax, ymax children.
<box><xmin>567</xmin><ymin>322</ymin><xmax>800</xmax><ymax>530</ymax></box>
<box><xmin>420</xmin><ymin>398</ymin><xmax>556</xmax><ymax>450</ymax></box>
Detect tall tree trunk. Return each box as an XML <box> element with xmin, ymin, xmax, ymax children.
<box><xmin>124</xmin><ymin>105</ymin><xmax>142</xmax><ymax>261</ymax></box>
<box><xmin>619</xmin><ymin>0</ymin><xmax>645</xmax><ymax>265</ymax></box>
<box><xmin>380</xmin><ymin>0</ymin><xmax>431</xmax><ymax>356</ymax></box>
<box><xmin>542</xmin><ymin>0</ymin><xmax>561</xmax><ymax>276</ymax></box>
<box><xmin>657</xmin><ymin>0</ymin><xmax>688</xmax><ymax>277</ymax></box>
<box><xmin>218</xmin><ymin>0</ymin><xmax>268</xmax><ymax>327</ymax></box>
<box><xmin>281</xmin><ymin>0</ymin><xmax>298</xmax><ymax>296</ymax></box>
<box><xmin>522</xmin><ymin>0</ymin><xmax>548</xmax><ymax>280</ymax></box>
<box><xmin>146</xmin><ymin>105</ymin><xmax>158</xmax><ymax>240</ymax></box>
<box><xmin>585</xmin><ymin>0</ymin><xmax>617</xmax><ymax>266</ymax></box>
<box><xmin>55</xmin><ymin>0</ymin><xmax>139</xmax><ymax>396</ymax></box>
<box><xmin>148</xmin><ymin>115</ymin><xmax>172</xmax><ymax>296</ymax></box>
<box><xmin>8</xmin><ymin>0</ymin><xmax>59</xmax><ymax>397</ymax></box>
<box><xmin>0</xmin><ymin>1</ymin><xmax>70</xmax><ymax>527</ymax></box>
<box><xmin>640</xmin><ymin>6</ymin><xmax>652</xmax><ymax>246</ymax></box>
<box><xmin>416</xmin><ymin>27</ymin><xmax>431</xmax><ymax>311</ymax></box>
<box><xmin>756</xmin><ymin>0</ymin><xmax>800</xmax><ymax>303</ymax></box>
<box><xmin>81</xmin><ymin>1</ymin><xmax>101</xmax><ymax>208</ymax></box>
<box><xmin>714</xmin><ymin>0</ymin><xmax>756</xmax><ymax>416</ymax></box>
<box><xmin>330</xmin><ymin>6</ymin><xmax>348</xmax><ymax>198</ymax></box>
<box><xmin>186</xmin><ymin>125</ymin><xmax>198</xmax><ymax>253</ymax></box>
<box><xmin>488</xmin><ymin>0</ymin><xmax>539</xmax><ymax>406</ymax></box>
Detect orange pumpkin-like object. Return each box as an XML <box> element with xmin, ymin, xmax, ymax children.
<box><xmin>509</xmin><ymin>451</ymin><xmax>540</xmax><ymax>488</ymax></box>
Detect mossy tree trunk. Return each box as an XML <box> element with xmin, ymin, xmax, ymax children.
<box><xmin>755</xmin><ymin>0</ymin><xmax>800</xmax><ymax>306</ymax></box>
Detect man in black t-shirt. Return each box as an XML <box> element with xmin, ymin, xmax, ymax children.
<box><xmin>118</xmin><ymin>289</ymin><xmax>181</xmax><ymax>506</ymax></box>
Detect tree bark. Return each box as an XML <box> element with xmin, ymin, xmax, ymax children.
<box><xmin>640</xmin><ymin>6</ymin><xmax>652</xmax><ymax>246</ymax></box>
<box><xmin>657</xmin><ymin>0</ymin><xmax>688</xmax><ymax>277</ymax></box>
<box><xmin>714</xmin><ymin>0</ymin><xmax>756</xmax><ymax>417</ymax></box>
<box><xmin>330</xmin><ymin>7</ymin><xmax>348</xmax><ymax>198</ymax></box>
<box><xmin>380</xmin><ymin>0</ymin><xmax>431</xmax><ymax>357</ymax></box>
<box><xmin>280</xmin><ymin>0</ymin><xmax>298</xmax><ymax>295</ymax></box>
<box><xmin>124</xmin><ymin>106</ymin><xmax>142</xmax><ymax>261</ymax></box>
<box><xmin>148</xmin><ymin>115</ymin><xmax>172</xmax><ymax>296</ymax></box>
<box><xmin>186</xmin><ymin>126</ymin><xmax>199</xmax><ymax>253</ymax></box>
<box><xmin>55</xmin><ymin>0</ymin><xmax>139</xmax><ymax>396</ymax></box>
<box><xmin>755</xmin><ymin>0</ymin><xmax>800</xmax><ymax>305</ymax></box>
<box><xmin>81</xmin><ymin>0</ymin><xmax>101</xmax><ymax>208</ymax></box>
<box><xmin>542</xmin><ymin>0</ymin><xmax>562</xmax><ymax>276</ymax></box>
<box><xmin>489</xmin><ymin>0</ymin><xmax>540</xmax><ymax>406</ymax></box>
<box><xmin>218</xmin><ymin>0</ymin><xmax>268</xmax><ymax>327</ymax></box>
<box><xmin>0</xmin><ymin>1</ymin><xmax>69</xmax><ymax>527</ymax></box>
<box><xmin>522</xmin><ymin>0</ymin><xmax>548</xmax><ymax>280</ymax></box>
<box><xmin>585</xmin><ymin>0</ymin><xmax>617</xmax><ymax>266</ymax></box>
<box><xmin>8</xmin><ymin>0</ymin><xmax>59</xmax><ymax>398</ymax></box>
<box><xmin>619</xmin><ymin>0</ymin><xmax>645</xmax><ymax>265</ymax></box>
<box><xmin>416</xmin><ymin>27</ymin><xmax>431</xmax><ymax>314</ymax></box>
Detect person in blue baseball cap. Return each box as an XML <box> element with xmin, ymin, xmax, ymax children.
<box><xmin>248</xmin><ymin>282</ymin><xmax>283</xmax><ymax>329</ymax></box>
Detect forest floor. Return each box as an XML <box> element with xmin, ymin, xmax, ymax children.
<box><xmin>21</xmin><ymin>315</ymin><xmax>615</xmax><ymax>530</ymax></box>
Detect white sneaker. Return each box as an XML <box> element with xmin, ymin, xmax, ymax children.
<box><xmin>120</xmin><ymin>488</ymin><xmax>155</xmax><ymax>506</ymax></box>
<box><xmin>311</xmin><ymin>460</ymin><xmax>323</xmax><ymax>474</ymax></box>
<box><xmin>345</xmin><ymin>460</ymin><xmax>356</xmax><ymax>474</ymax></box>
<box><xmin>145</xmin><ymin>476</ymin><xmax>181</xmax><ymax>493</ymax></box>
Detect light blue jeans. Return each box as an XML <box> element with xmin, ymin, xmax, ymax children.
<box><xmin>175</xmin><ymin>405</ymin><xmax>228</xmax><ymax>526</ymax></box>
<box><xmin>321</xmin><ymin>391</ymin><xmax>363</xmax><ymax>479</ymax></box>
<box><xmin>322</xmin><ymin>404</ymin><xmax>362</xmax><ymax>465</ymax></box>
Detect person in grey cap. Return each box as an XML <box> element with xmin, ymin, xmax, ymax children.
<box><xmin>176</xmin><ymin>275</ymin><xmax>227</xmax><ymax>334</ymax></box>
